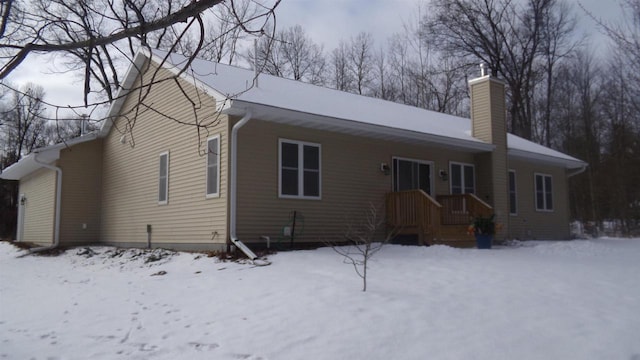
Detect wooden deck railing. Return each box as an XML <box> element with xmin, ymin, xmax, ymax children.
<box><xmin>386</xmin><ymin>190</ymin><xmax>442</xmax><ymax>241</ymax></box>
<box><xmin>437</xmin><ymin>193</ymin><xmax>493</xmax><ymax>225</ymax></box>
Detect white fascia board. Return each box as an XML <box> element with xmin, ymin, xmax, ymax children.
<box><xmin>225</xmin><ymin>101</ymin><xmax>495</xmax><ymax>153</ymax></box>
<box><xmin>0</xmin><ymin>149</ymin><xmax>60</xmax><ymax>180</ymax></box>
<box><xmin>99</xmin><ymin>50</ymin><xmax>149</xmax><ymax>137</ymax></box>
<box><xmin>508</xmin><ymin>148</ymin><xmax>587</xmax><ymax>169</ymax></box>
<box><xmin>98</xmin><ymin>49</ymin><xmax>231</xmax><ymax>138</ymax></box>
<box><xmin>147</xmin><ymin>51</ymin><xmax>231</xmax><ymax>112</ymax></box>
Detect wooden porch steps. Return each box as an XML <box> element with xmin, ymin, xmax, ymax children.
<box><xmin>392</xmin><ymin>225</ymin><xmax>476</xmax><ymax>248</ymax></box>
<box><xmin>386</xmin><ymin>190</ymin><xmax>493</xmax><ymax>249</ymax></box>
<box><xmin>427</xmin><ymin>224</ymin><xmax>476</xmax><ymax>248</ymax></box>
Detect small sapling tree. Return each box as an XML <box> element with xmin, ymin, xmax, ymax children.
<box><xmin>328</xmin><ymin>202</ymin><xmax>396</xmax><ymax>292</ymax></box>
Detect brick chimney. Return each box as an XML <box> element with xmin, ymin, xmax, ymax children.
<box><xmin>469</xmin><ymin>66</ymin><xmax>509</xmax><ymax>241</ymax></box>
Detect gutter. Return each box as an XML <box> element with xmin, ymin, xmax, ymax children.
<box><xmin>568</xmin><ymin>164</ymin><xmax>588</xmax><ymax>177</ymax></box>
<box><xmin>29</xmin><ymin>153</ymin><xmax>63</xmax><ymax>253</ymax></box>
<box><xmin>229</xmin><ymin>110</ymin><xmax>264</xmax><ymax>263</ymax></box>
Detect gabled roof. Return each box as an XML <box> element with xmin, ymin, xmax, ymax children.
<box><xmin>106</xmin><ymin>49</ymin><xmax>582</xmax><ymax>168</ymax></box>
<box><xmin>0</xmin><ymin>133</ymin><xmax>98</xmax><ymax>180</ymax></box>
<box><xmin>3</xmin><ymin>48</ymin><xmax>585</xmax><ymax>181</ymax></box>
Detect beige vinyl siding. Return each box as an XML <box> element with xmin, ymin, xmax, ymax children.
<box><xmin>471</xmin><ymin>79</ymin><xmax>492</xmax><ymax>143</ymax></box>
<box><xmin>19</xmin><ymin>168</ymin><xmax>56</xmax><ymax>245</ymax></box>
<box><xmin>58</xmin><ymin>139</ymin><xmax>103</xmax><ymax>246</ymax></box>
<box><xmin>234</xmin><ymin>118</ymin><xmax>476</xmax><ymax>243</ymax></box>
<box><xmin>508</xmin><ymin>158</ymin><xmax>570</xmax><ymax>240</ymax></box>
<box><xmin>470</xmin><ymin>77</ymin><xmax>509</xmax><ymax>240</ymax></box>
<box><xmin>101</xmin><ymin>63</ymin><xmax>229</xmax><ymax>249</ymax></box>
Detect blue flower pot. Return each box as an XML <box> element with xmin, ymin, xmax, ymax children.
<box><xmin>475</xmin><ymin>234</ymin><xmax>493</xmax><ymax>249</ymax></box>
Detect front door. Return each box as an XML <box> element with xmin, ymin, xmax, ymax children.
<box><xmin>392</xmin><ymin>157</ymin><xmax>432</xmax><ymax>195</ymax></box>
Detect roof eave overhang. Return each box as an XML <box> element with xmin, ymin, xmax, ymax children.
<box><xmin>0</xmin><ymin>133</ymin><xmax>98</xmax><ymax>180</ymax></box>
<box><xmin>224</xmin><ymin>100</ymin><xmax>495</xmax><ymax>153</ymax></box>
<box><xmin>508</xmin><ymin>148</ymin><xmax>587</xmax><ymax>169</ymax></box>
<box><xmin>0</xmin><ymin>150</ymin><xmax>59</xmax><ymax>180</ymax></box>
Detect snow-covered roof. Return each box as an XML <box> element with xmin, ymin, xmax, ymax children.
<box><xmin>5</xmin><ymin>49</ymin><xmax>584</xmax><ymax>181</ymax></box>
<box><xmin>137</xmin><ymin>49</ymin><xmax>584</xmax><ymax>168</ymax></box>
<box><xmin>507</xmin><ymin>134</ymin><xmax>585</xmax><ymax>168</ymax></box>
<box><xmin>0</xmin><ymin>133</ymin><xmax>98</xmax><ymax>180</ymax></box>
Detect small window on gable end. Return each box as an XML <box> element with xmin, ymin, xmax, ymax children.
<box><xmin>509</xmin><ymin>170</ymin><xmax>517</xmax><ymax>215</ymax></box>
<box><xmin>206</xmin><ymin>135</ymin><xmax>220</xmax><ymax>197</ymax></box>
<box><xmin>158</xmin><ymin>152</ymin><xmax>169</xmax><ymax>205</ymax></box>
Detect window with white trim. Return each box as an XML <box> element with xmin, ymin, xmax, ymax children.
<box><xmin>535</xmin><ymin>173</ymin><xmax>553</xmax><ymax>211</ymax></box>
<box><xmin>279</xmin><ymin>139</ymin><xmax>321</xmax><ymax>199</ymax></box>
<box><xmin>158</xmin><ymin>151</ymin><xmax>169</xmax><ymax>204</ymax></box>
<box><xmin>509</xmin><ymin>170</ymin><xmax>517</xmax><ymax>215</ymax></box>
<box><xmin>450</xmin><ymin>162</ymin><xmax>475</xmax><ymax>194</ymax></box>
<box><xmin>206</xmin><ymin>135</ymin><xmax>220</xmax><ymax>197</ymax></box>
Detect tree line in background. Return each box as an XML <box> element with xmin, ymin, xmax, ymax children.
<box><xmin>1</xmin><ymin>0</ymin><xmax>638</xmax><ymax>237</ymax></box>
<box><xmin>0</xmin><ymin>84</ymin><xmax>97</xmax><ymax>237</ymax></box>
<box><xmin>244</xmin><ymin>0</ymin><xmax>639</xmax><ymax>235</ymax></box>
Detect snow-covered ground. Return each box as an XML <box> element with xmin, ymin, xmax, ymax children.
<box><xmin>1</xmin><ymin>239</ymin><xmax>639</xmax><ymax>360</ymax></box>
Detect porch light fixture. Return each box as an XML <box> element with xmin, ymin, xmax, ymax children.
<box><xmin>439</xmin><ymin>169</ymin><xmax>448</xmax><ymax>181</ymax></box>
<box><xmin>380</xmin><ymin>163</ymin><xmax>390</xmax><ymax>175</ymax></box>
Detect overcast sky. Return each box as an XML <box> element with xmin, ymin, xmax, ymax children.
<box><xmin>4</xmin><ymin>0</ymin><xmax>624</xmax><ymax>117</ymax></box>
<box><xmin>275</xmin><ymin>0</ymin><xmax>622</xmax><ymax>50</ymax></box>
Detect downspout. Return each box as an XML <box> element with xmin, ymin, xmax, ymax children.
<box><xmin>229</xmin><ymin>110</ymin><xmax>261</xmax><ymax>262</ymax></box>
<box><xmin>30</xmin><ymin>153</ymin><xmax>63</xmax><ymax>253</ymax></box>
<box><xmin>566</xmin><ymin>164</ymin><xmax>588</xmax><ymax>237</ymax></box>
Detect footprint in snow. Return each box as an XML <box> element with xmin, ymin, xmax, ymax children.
<box><xmin>189</xmin><ymin>342</ymin><xmax>220</xmax><ymax>351</ymax></box>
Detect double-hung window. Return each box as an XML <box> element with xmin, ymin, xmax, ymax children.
<box><xmin>206</xmin><ymin>135</ymin><xmax>220</xmax><ymax>197</ymax></box>
<box><xmin>509</xmin><ymin>170</ymin><xmax>517</xmax><ymax>215</ymax></box>
<box><xmin>535</xmin><ymin>173</ymin><xmax>553</xmax><ymax>211</ymax></box>
<box><xmin>450</xmin><ymin>162</ymin><xmax>475</xmax><ymax>194</ymax></box>
<box><xmin>279</xmin><ymin>139</ymin><xmax>321</xmax><ymax>199</ymax></box>
<box><xmin>158</xmin><ymin>152</ymin><xmax>169</xmax><ymax>204</ymax></box>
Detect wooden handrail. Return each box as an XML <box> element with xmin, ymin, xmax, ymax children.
<box><xmin>386</xmin><ymin>190</ymin><xmax>442</xmax><ymax>243</ymax></box>
<box><xmin>465</xmin><ymin>193</ymin><xmax>493</xmax><ymax>217</ymax></box>
<box><xmin>437</xmin><ymin>193</ymin><xmax>493</xmax><ymax>225</ymax></box>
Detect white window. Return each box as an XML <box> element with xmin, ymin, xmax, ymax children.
<box><xmin>206</xmin><ymin>135</ymin><xmax>220</xmax><ymax>197</ymax></box>
<box><xmin>535</xmin><ymin>173</ymin><xmax>553</xmax><ymax>211</ymax></box>
<box><xmin>392</xmin><ymin>157</ymin><xmax>433</xmax><ymax>195</ymax></box>
<box><xmin>279</xmin><ymin>139</ymin><xmax>321</xmax><ymax>199</ymax></box>
<box><xmin>158</xmin><ymin>151</ymin><xmax>169</xmax><ymax>204</ymax></box>
<box><xmin>509</xmin><ymin>170</ymin><xmax>517</xmax><ymax>215</ymax></box>
<box><xmin>450</xmin><ymin>162</ymin><xmax>475</xmax><ymax>194</ymax></box>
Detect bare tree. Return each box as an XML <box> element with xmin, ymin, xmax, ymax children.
<box><xmin>385</xmin><ymin>6</ymin><xmax>470</xmax><ymax>116</ymax></box>
<box><xmin>599</xmin><ymin>55</ymin><xmax>640</xmax><ymax>234</ymax></box>
<box><xmin>348</xmin><ymin>32</ymin><xmax>374</xmax><ymax>96</ymax></box>
<box><xmin>201</xmin><ymin>0</ymin><xmax>260</xmax><ymax>65</ymax></box>
<box><xmin>249</xmin><ymin>24</ymin><xmax>326</xmax><ymax>85</ymax></box>
<box><xmin>279</xmin><ymin>25</ymin><xmax>325</xmax><ymax>84</ymax></box>
<box><xmin>0</xmin><ymin>0</ymin><xmax>280</xmax><ymax>119</ymax></box>
<box><xmin>327</xmin><ymin>203</ymin><xmax>395</xmax><ymax>292</ymax></box>
<box><xmin>0</xmin><ymin>84</ymin><xmax>47</xmax><ymax>161</ymax></box>
<box><xmin>424</xmin><ymin>0</ymin><xmax>580</xmax><ymax>139</ymax></box>
<box><xmin>387</xmin><ymin>33</ymin><xmax>411</xmax><ymax>105</ymax></box>
<box><xmin>585</xmin><ymin>0</ymin><xmax>640</xmax><ymax>112</ymax></box>
<box><xmin>330</xmin><ymin>40</ymin><xmax>354</xmax><ymax>92</ymax></box>
<box><xmin>372</xmin><ymin>46</ymin><xmax>396</xmax><ymax>101</ymax></box>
